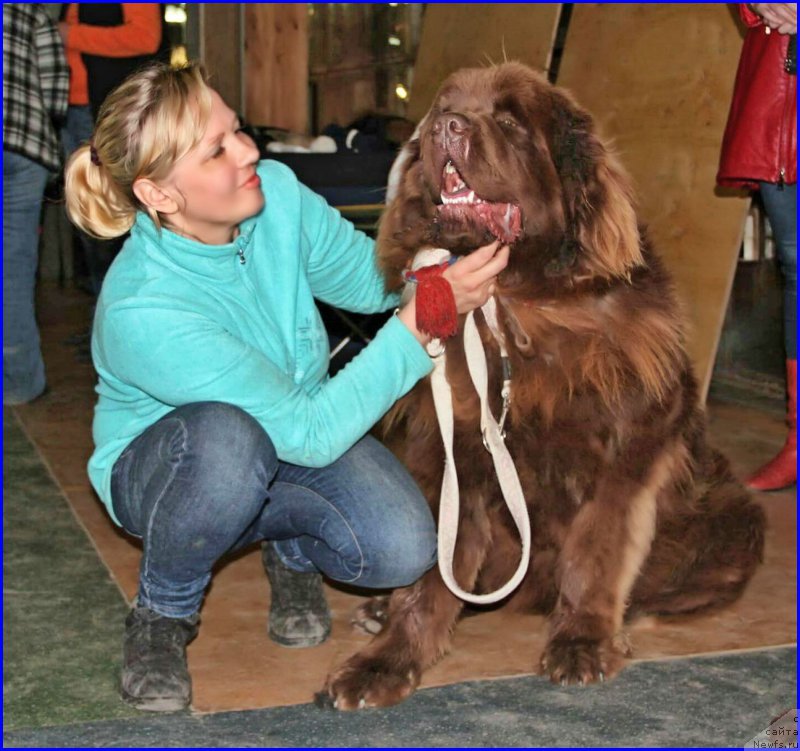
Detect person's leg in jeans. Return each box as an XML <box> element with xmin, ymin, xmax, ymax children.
<box><xmin>110</xmin><ymin>401</ymin><xmax>436</xmax><ymax>710</ymax></box>
<box><xmin>3</xmin><ymin>151</ymin><xmax>50</xmax><ymax>404</ymax></box>
<box><xmin>61</xmin><ymin>105</ymin><xmax>123</xmax><ymax>299</ymax></box>
<box><xmin>748</xmin><ymin>182</ymin><xmax>797</xmax><ymax>489</ymax></box>
<box><xmin>254</xmin><ymin>430</ymin><xmax>437</xmax><ymax>647</ymax></box>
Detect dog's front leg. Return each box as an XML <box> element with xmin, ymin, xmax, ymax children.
<box><xmin>541</xmin><ymin>472</ymin><xmax>658</xmax><ymax>685</ymax></box>
<box><xmin>319</xmin><ymin>498</ymin><xmax>491</xmax><ymax>710</ymax></box>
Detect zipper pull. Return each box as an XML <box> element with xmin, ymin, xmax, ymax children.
<box><xmin>237</xmin><ymin>247</ymin><xmax>246</xmax><ymax>264</ymax></box>
<box><xmin>778</xmin><ymin>168</ymin><xmax>785</xmax><ymax>191</ymax></box>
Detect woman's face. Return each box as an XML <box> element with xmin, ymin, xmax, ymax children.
<box><xmin>163</xmin><ymin>88</ymin><xmax>263</xmax><ymax>245</ymax></box>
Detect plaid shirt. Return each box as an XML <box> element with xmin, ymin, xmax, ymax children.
<box><xmin>3</xmin><ymin>4</ymin><xmax>69</xmax><ymax>171</ymax></box>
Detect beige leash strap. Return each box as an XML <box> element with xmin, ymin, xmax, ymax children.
<box><xmin>430</xmin><ymin>297</ymin><xmax>531</xmax><ymax>604</ymax></box>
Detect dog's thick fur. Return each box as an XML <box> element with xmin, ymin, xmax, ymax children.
<box><xmin>320</xmin><ymin>63</ymin><xmax>765</xmax><ymax>709</ymax></box>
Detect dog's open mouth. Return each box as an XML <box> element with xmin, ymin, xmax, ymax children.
<box><xmin>438</xmin><ymin>160</ymin><xmax>522</xmax><ymax>243</ymax></box>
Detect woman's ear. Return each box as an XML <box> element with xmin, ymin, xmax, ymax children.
<box><xmin>132</xmin><ymin>178</ymin><xmax>180</xmax><ymax>217</ymax></box>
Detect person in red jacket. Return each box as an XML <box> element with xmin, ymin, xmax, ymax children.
<box><xmin>718</xmin><ymin>3</ymin><xmax>797</xmax><ymax>491</ymax></box>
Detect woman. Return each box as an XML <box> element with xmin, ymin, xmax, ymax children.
<box><xmin>718</xmin><ymin>2</ymin><xmax>797</xmax><ymax>491</ymax></box>
<box><xmin>64</xmin><ymin>62</ymin><xmax>509</xmax><ymax>712</ymax></box>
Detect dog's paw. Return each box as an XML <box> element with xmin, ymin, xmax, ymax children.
<box><xmin>539</xmin><ymin>636</ymin><xmax>627</xmax><ymax>686</ymax></box>
<box><xmin>317</xmin><ymin>654</ymin><xmax>420</xmax><ymax>710</ymax></box>
<box><xmin>350</xmin><ymin>596</ymin><xmax>390</xmax><ymax>636</ymax></box>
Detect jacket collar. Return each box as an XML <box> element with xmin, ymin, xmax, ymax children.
<box><xmin>133</xmin><ymin>211</ymin><xmax>261</xmax><ymax>280</ymax></box>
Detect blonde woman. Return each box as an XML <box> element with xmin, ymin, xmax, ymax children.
<box><xmin>64</xmin><ymin>62</ymin><xmax>508</xmax><ymax>712</ymax></box>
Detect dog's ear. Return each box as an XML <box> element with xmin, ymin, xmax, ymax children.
<box><xmin>386</xmin><ymin>122</ymin><xmax>422</xmax><ymax>205</ymax></box>
<box><xmin>377</xmin><ymin>118</ymin><xmax>435</xmax><ymax>290</ymax></box>
<box><xmin>550</xmin><ymin>94</ymin><xmax>642</xmax><ymax>279</ymax></box>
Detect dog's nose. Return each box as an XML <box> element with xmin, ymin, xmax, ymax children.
<box><xmin>433</xmin><ymin>113</ymin><xmax>470</xmax><ymax>141</ymax></box>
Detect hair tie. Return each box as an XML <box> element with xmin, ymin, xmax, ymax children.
<box><xmin>89</xmin><ymin>144</ymin><xmax>102</xmax><ymax>167</ymax></box>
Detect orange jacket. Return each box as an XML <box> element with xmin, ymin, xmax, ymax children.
<box><xmin>717</xmin><ymin>4</ymin><xmax>797</xmax><ymax>188</ymax></box>
<box><xmin>63</xmin><ymin>3</ymin><xmax>162</xmax><ymax>106</ymax></box>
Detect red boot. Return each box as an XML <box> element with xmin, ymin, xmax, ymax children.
<box><xmin>747</xmin><ymin>359</ymin><xmax>797</xmax><ymax>491</ymax></box>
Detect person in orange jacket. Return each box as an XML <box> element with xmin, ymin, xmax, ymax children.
<box><xmin>59</xmin><ymin>3</ymin><xmax>168</xmax><ymax>298</ymax></box>
<box><xmin>718</xmin><ymin>2</ymin><xmax>797</xmax><ymax>491</ymax></box>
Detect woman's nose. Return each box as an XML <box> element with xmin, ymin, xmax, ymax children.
<box><xmin>237</xmin><ymin>131</ymin><xmax>260</xmax><ymax>165</ymax></box>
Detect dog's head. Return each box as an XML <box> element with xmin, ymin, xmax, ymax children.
<box><xmin>379</xmin><ymin>63</ymin><xmax>643</xmax><ymax>294</ymax></box>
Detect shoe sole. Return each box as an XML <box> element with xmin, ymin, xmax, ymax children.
<box><xmin>121</xmin><ymin>689</ymin><xmax>190</xmax><ymax>712</ymax></box>
<box><xmin>268</xmin><ymin>625</ymin><xmax>332</xmax><ymax>648</ymax></box>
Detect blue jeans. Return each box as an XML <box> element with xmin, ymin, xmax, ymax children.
<box><xmin>110</xmin><ymin>402</ymin><xmax>438</xmax><ymax>618</ymax></box>
<box><xmin>60</xmin><ymin>104</ymin><xmax>94</xmax><ymax>158</ymax></box>
<box><xmin>3</xmin><ymin>151</ymin><xmax>49</xmax><ymax>404</ymax></box>
<box><xmin>61</xmin><ymin>105</ymin><xmax>122</xmax><ymax>296</ymax></box>
<box><xmin>760</xmin><ymin>182</ymin><xmax>797</xmax><ymax>359</ymax></box>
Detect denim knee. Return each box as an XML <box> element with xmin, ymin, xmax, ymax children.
<box><xmin>361</xmin><ymin>512</ymin><xmax>438</xmax><ymax>589</ymax></box>
<box><xmin>167</xmin><ymin>401</ymin><xmax>278</xmax><ymax>502</ymax></box>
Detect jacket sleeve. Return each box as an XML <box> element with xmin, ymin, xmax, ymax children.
<box><xmin>65</xmin><ymin>3</ymin><xmax>162</xmax><ymax>57</ymax></box>
<box><xmin>739</xmin><ymin>4</ymin><xmax>764</xmax><ymax>28</ymax></box>
<box><xmin>100</xmin><ymin>301</ymin><xmax>432</xmax><ymax>468</ymax></box>
<box><xmin>298</xmin><ymin>181</ymin><xmax>401</xmax><ymax>314</ymax></box>
<box><xmin>33</xmin><ymin>7</ymin><xmax>69</xmax><ymax>124</ymax></box>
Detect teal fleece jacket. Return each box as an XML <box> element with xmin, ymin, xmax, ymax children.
<box><xmin>88</xmin><ymin>159</ymin><xmax>433</xmax><ymax>525</ymax></box>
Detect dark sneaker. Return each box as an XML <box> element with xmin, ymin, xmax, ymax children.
<box><xmin>262</xmin><ymin>542</ymin><xmax>332</xmax><ymax>647</ymax></box>
<box><xmin>121</xmin><ymin>605</ymin><xmax>199</xmax><ymax>712</ymax></box>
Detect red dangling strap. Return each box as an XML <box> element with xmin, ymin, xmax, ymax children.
<box><xmin>413</xmin><ymin>264</ymin><xmax>458</xmax><ymax>339</ymax></box>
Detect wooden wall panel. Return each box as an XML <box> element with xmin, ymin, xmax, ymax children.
<box><xmin>556</xmin><ymin>3</ymin><xmax>749</xmax><ymax>398</ymax></box>
<box><xmin>244</xmin><ymin>3</ymin><xmax>309</xmax><ymax>132</ymax></box>
<box><xmin>200</xmin><ymin>4</ymin><xmax>243</xmax><ymax>115</ymax></box>
<box><xmin>408</xmin><ymin>4</ymin><xmax>562</xmax><ymax>122</ymax></box>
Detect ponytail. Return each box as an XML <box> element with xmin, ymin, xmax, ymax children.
<box><xmin>64</xmin><ymin>145</ymin><xmax>138</xmax><ymax>239</ymax></box>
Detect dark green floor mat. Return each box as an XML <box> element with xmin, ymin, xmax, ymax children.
<box><xmin>3</xmin><ymin>647</ymin><xmax>796</xmax><ymax>748</ymax></box>
<box><xmin>3</xmin><ymin>408</ymin><xmax>139</xmax><ymax>731</ymax></box>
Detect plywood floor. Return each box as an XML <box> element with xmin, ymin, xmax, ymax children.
<box><xmin>12</xmin><ymin>282</ymin><xmax>796</xmax><ymax>714</ymax></box>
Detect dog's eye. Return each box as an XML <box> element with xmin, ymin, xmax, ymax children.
<box><xmin>498</xmin><ymin>117</ymin><xmax>518</xmax><ymax>129</ymax></box>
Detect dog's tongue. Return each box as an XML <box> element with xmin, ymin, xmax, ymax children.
<box><xmin>482</xmin><ymin>202</ymin><xmax>522</xmax><ymax>243</ymax></box>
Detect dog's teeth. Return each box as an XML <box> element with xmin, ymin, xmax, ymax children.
<box><xmin>358</xmin><ymin>698</ymin><xmax>366</xmax><ymax>709</ymax></box>
<box><xmin>466</xmin><ymin>191</ymin><xmax>475</xmax><ymax>203</ymax></box>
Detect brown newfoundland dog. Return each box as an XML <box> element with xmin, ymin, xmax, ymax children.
<box><xmin>319</xmin><ymin>62</ymin><xmax>765</xmax><ymax>709</ymax></box>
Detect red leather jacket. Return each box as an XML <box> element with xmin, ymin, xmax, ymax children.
<box><xmin>717</xmin><ymin>4</ymin><xmax>797</xmax><ymax>189</ymax></box>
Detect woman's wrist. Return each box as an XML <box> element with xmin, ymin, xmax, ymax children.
<box><xmin>396</xmin><ymin>295</ymin><xmax>432</xmax><ymax>348</ymax></box>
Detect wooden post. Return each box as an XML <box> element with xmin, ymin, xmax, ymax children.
<box><xmin>244</xmin><ymin>4</ymin><xmax>309</xmax><ymax>132</ymax></box>
<box><xmin>199</xmin><ymin>4</ymin><xmax>243</xmax><ymax>115</ymax></box>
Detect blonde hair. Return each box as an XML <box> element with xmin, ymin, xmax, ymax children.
<box><xmin>64</xmin><ymin>62</ymin><xmax>213</xmax><ymax>239</ymax></box>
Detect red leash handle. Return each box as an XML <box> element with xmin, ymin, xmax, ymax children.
<box><xmin>403</xmin><ymin>261</ymin><xmax>458</xmax><ymax>340</ymax></box>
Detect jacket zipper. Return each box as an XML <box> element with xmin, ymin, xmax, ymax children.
<box><xmin>776</xmin><ymin>48</ymin><xmax>794</xmax><ymax>190</ymax></box>
<box><xmin>237</xmin><ymin>247</ymin><xmax>246</xmax><ymax>264</ymax></box>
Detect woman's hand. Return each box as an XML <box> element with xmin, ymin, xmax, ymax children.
<box><xmin>751</xmin><ymin>3</ymin><xmax>797</xmax><ymax>34</ymax></box>
<box><xmin>443</xmin><ymin>240</ymin><xmax>511</xmax><ymax>314</ymax></box>
<box><xmin>396</xmin><ymin>240</ymin><xmax>510</xmax><ymax>346</ymax></box>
